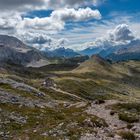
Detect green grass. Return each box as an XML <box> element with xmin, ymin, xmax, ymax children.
<box><xmin>0</xmin><ymin>59</ymin><xmax>140</xmax><ymax>139</ymax></box>
<box><xmin>0</xmin><ymin>103</ymin><xmax>108</xmax><ymax>139</ymax></box>
<box><xmin>108</xmin><ymin>102</ymin><xmax>140</xmax><ymax>123</ymax></box>
<box><xmin>39</xmin><ymin>87</ymin><xmax>79</xmax><ymax>102</ymax></box>
<box><xmin>109</xmin><ymin>102</ymin><xmax>140</xmax><ymax>114</ymax></box>
<box><xmin>118</xmin><ymin>112</ymin><xmax>139</xmax><ymax>123</ymax></box>
<box><xmin>115</xmin><ymin>103</ymin><xmax>140</xmax><ymax>112</ymax></box>
<box><xmin>118</xmin><ymin>131</ymin><xmax>136</xmax><ymax>140</ymax></box>
<box><xmin>56</xmin><ymin>79</ymin><xmax>119</xmax><ymax>101</ymax></box>
<box><xmin>0</xmin><ymin>83</ymin><xmax>41</xmax><ymax>99</ymax></box>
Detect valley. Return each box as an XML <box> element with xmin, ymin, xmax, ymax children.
<box><xmin>0</xmin><ymin>55</ymin><xmax>140</xmax><ymax>140</ymax></box>
<box><xmin>0</xmin><ymin>0</ymin><xmax>140</xmax><ymax>139</ymax></box>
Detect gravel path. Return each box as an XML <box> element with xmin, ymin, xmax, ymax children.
<box><xmin>87</xmin><ymin>100</ymin><xmax>127</xmax><ymax>130</ymax></box>
<box><xmin>80</xmin><ymin>100</ymin><xmax>128</xmax><ymax>140</ymax></box>
<box><xmin>50</xmin><ymin>87</ymin><xmax>87</xmax><ymax>101</ymax></box>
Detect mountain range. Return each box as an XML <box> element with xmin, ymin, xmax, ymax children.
<box><xmin>0</xmin><ymin>34</ymin><xmax>140</xmax><ymax>140</ymax></box>
<box><xmin>80</xmin><ymin>40</ymin><xmax>140</xmax><ymax>62</ymax></box>
<box><xmin>0</xmin><ymin>35</ymin><xmax>82</xmax><ymax>66</ymax></box>
<box><xmin>0</xmin><ymin>34</ymin><xmax>140</xmax><ymax>68</ymax></box>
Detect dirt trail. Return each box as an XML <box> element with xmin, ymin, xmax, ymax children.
<box><xmin>87</xmin><ymin>100</ymin><xmax>127</xmax><ymax>132</ymax></box>
<box><xmin>50</xmin><ymin>87</ymin><xmax>87</xmax><ymax>102</ymax></box>
<box><xmin>82</xmin><ymin>100</ymin><xmax>140</xmax><ymax>139</ymax></box>
<box><xmin>80</xmin><ymin>100</ymin><xmax>129</xmax><ymax>140</ymax></box>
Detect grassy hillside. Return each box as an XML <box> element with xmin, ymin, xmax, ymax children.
<box><xmin>0</xmin><ymin>57</ymin><xmax>140</xmax><ymax>139</ymax></box>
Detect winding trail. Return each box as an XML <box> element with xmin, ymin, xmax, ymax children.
<box><xmin>50</xmin><ymin>87</ymin><xmax>87</xmax><ymax>102</ymax></box>
<box><xmin>79</xmin><ymin>100</ymin><xmax>128</xmax><ymax>140</ymax></box>
<box><xmin>87</xmin><ymin>100</ymin><xmax>127</xmax><ymax>131</ymax></box>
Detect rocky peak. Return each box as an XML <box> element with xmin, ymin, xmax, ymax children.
<box><xmin>0</xmin><ymin>35</ymin><xmax>49</xmax><ymax>67</ymax></box>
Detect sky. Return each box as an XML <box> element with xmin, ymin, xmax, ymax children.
<box><xmin>0</xmin><ymin>0</ymin><xmax>140</xmax><ymax>51</ymax></box>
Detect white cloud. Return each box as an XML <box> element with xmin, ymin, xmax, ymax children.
<box><xmin>19</xmin><ymin>8</ymin><xmax>101</xmax><ymax>34</ymax></box>
<box><xmin>0</xmin><ymin>0</ymin><xmax>105</xmax><ymax>11</ymax></box>
<box><xmin>51</xmin><ymin>7</ymin><xmax>101</xmax><ymax>21</ymax></box>
<box><xmin>0</xmin><ymin>0</ymin><xmax>103</xmax><ymax>51</ymax></box>
<box><xmin>0</xmin><ymin>12</ymin><xmax>21</xmax><ymax>33</ymax></box>
<box><xmin>0</xmin><ymin>7</ymin><xmax>101</xmax><ymax>49</ymax></box>
<box><xmin>108</xmin><ymin>24</ymin><xmax>135</xmax><ymax>43</ymax></box>
<box><xmin>78</xmin><ymin>24</ymin><xmax>138</xmax><ymax>51</ymax></box>
<box><xmin>20</xmin><ymin>17</ymin><xmax>64</xmax><ymax>34</ymax></box>
<box><xmin>19</xmin><ymin>32</ymin><xmax>68</xmax><ymax>51</ymax></box>
<box><xmin>62</xmin><ymin>12</ymin><xmax>140</xmax><ymax>51</ymax></box>
<box><xmin>0</xmin><ymin>7</ymin><xmax>101</xmax><ymax>34</ymax></box>
<box><xmin>48</xmin><ymin>0</ymin><xmax>105</xmax><ymax>9</ymax></box>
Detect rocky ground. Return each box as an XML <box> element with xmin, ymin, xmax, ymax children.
<box><xmin>81</xmin><ymin>100</ymin><xmax>140</xmax><ymax>140</ymax></box>
<box><xmin>0</xmin><ymin>60</ymin><xmax>140</xmax><ymax>139</ymax></box>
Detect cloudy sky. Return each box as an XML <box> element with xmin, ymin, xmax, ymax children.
<box><xmin>0</xmin><ymin>0</ymin><xmax>140</xmax><ymax>51</ymax></box>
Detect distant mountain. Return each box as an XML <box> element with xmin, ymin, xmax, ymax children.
<box><xmin>0</xmin><ymin>35</ymin><xmax>49</xmax><ymax>67</ymax></box>
<box><xmin>79</xmin><ymin>47</ymin><xmax>102</xmax><ymax>56</ymax></box>
<box><xmin>106</xmin><ymin>41</ymin><xmax>140</xmax><ymax>62</ymax></box>
<box><xmin>73</xmin><ymin>54</ymin><xmax>112</xmax><ymax>74</ymax></box>
<box><xmin>80</xmin><ymin>40</ymin><xmax>140</xmax><ymax>62</ymax></box>
<box><xmin>43</xmin><ymin>47</ymin><xmax>80</xmax><ymax>58</ymax></box>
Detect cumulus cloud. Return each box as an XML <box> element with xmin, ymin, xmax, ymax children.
<box><xmin>0</xmin><ymin>0</ymin><xmax>44</xmax><ymax>6</ymax></box>
<box><xmin>0</xmin><ymin>0</ymin><xmax>103</xmax><ymax>51</ymax></box>
<box><xmin>20</xmin><ymin>32</ymin><xmax>68</xmax><ymax>51</ymax></box>
<box><xmin>20</xmin><ymin>8</ymin><xmax>101</xmax><ymax>33</ymax></box>
<box><xmin>0</xmin><ymin>12</ymin><xmax>21</xmax><ymax>33</ymax></box>
<box><xmin>97</xmin><ymin>24</ymin><xmax>136</xmax><ymax>47</ymax></box>
<box><xmin>0</xmin><ymin>7</ymin><xmax>101</xmax><ymax>41</ymax></box>
<box><xmin>0</xmin><ymin>7</ymin><xmax>101</xmax><ymax>33</ymax></box>
<box><xmin>51</xmin><ymin>7</ymin><xmax>101</xmax><ymax>21</ymax></box>
<box><xmin>20</xmin><ymin>17</ymin><xmax>64</xmax><ymax>34</ymax></box>
<box><xmin>80</xmin><ymin>24</ymin><xmax>137</xmax><ymax>50</ymax></box>
<box><xmin>108</xmin><ymin>24</ymin><xmax>135</xmax><ymax>43</ymax></box>
<box><xmin>0</xmin><ymin>0</ymin><xmax>47</xmax><ymax>11</ymax></box>
<box><xmin>48</xmin><ymin>0</ymin><xmax>105</xmax><ymax>9</ymax></box>
<box><xmin>0</xmin><ymin>0</ymin><xmax>105</xmax><ymax>11</ymax></box>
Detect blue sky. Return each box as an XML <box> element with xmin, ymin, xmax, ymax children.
<box><xmin>55</xmin><ymin>0</ymin><xmax>140</xmax><ymax>50</ymax></box>
<box><xmin>26</xmin><ymin>0</ymin><xmax>140</xmax><ymax>15</ymax></box>
<box><xmin>25</xmin><ymin>0</ymin><xmax>140</xmax><ymax>19</ymax></box>
<box><xmin>0</xmin><ymin>0</ymin><xmax>140</xmax><ymax>50</ymax></box>
<box><xmin>24</xmin><ymin>1</ymin><xmax>139</xmax><ymax>22</ymax></box>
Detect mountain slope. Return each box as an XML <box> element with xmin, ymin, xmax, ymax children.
<box><xmin>73</xmin><ymin>55</ymin><xmax>112</xmax><ymax>74</ymax></box>
<box><xmin>0</xmin><ymin>35</ymin><xmax>49</xmax><ymax>67</ymax></box>
<box><xmin>0</xmin><ymin>56</ymin><xmax>140</xmax><ymax>139</ymax></box>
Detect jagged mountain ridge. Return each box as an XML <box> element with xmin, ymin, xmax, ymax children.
<box><xmin>0</xmin><ymin>35</ymin><xmax>49</xmax><ymax>67</ymax></box>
